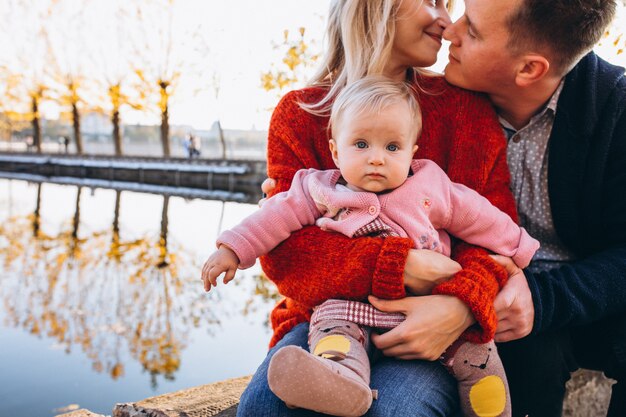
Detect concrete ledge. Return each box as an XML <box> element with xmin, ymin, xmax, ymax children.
<box><xmin>56</xmin><ymin>410</ymin><xmax>107</xmax><ymax>417</ymax></box>
<box><xmin>56</xmin><ymin>370</ymin><xmax>612</xmax><ymax>417</ymax></box>
<box><xmin>112</xmin><ymin>376</ymin><xmax>251</xmax><ymax>417</ymax></box>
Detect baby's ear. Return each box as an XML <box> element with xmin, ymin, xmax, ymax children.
<box><xmin>329</xmin><ymin>139</ymin><xmax>340</xmax><ymax>167</ymax></box>
<box><xmin>413</xmin><ymin>144</ymin><xmax>419</xmax><ymax>155</ymax></box>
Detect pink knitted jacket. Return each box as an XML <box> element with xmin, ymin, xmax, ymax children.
<box><xmin>218</xmin><ymin>159</ymin><xmax>539</xmax><ymax>271</ymax></box>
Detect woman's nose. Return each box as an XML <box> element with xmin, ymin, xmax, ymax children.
<box><xmin>436</xmin><ymin>7</ymin><xmax>452</xmax><ymax>28</ymax></box>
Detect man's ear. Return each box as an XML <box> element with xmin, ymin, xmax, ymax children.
<box><xmin>514</xmin><ymin>54</ymin><xmax>550</xmax><ymax>87</ymax></box>
<box><xmin>329</xmin><ymin>139</ymin><xmax>340</xmax><ymax>167</ymax></box>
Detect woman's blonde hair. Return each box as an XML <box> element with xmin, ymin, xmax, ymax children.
<box><xmin>329</xmin><ymin>76</ymin><xmax>422</xmax><ymax>141</ymax></box>
<box><xmin>303</xmin><ymin>0</ymin><xmax>454</xmax><ymax>115</ymax></box>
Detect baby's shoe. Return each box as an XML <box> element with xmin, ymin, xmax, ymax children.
<box><xmin>267</xmin><ymin>345</ymin><xmax>373</xmax><ymax>416</ymax></box>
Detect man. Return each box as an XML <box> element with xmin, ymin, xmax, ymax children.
<box><xmin>443</xmin><ymin>0</ymin><xmax>626</xmax><ymax>415</ymax></box>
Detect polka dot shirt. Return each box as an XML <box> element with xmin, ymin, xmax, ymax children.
<box><xmin>500</xmin><ymin>81</ymin><xmax>576</xmax><ymax>273</ymax></box>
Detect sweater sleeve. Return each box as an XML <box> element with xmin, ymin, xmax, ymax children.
<box><xmin>442</xmin><ymin>170</ymin><xmax>540</xmax><ymax>269</ymax></box>
<box><xmin>431</xmin><ymin>89</ymin><xmax>518</xmax><ymax>343</ymax></box>
<box><xmin>260</xmin><ymin>90</ymin><xmax>410</xmax><ymax>309</ymax></box>
<box><xmin>217</xmin><ymin>169</ymin><xmax>321</xmax><ymax>268</ymax></box>
<box><xmin>527</xmin><ymin>246</ymin><xmax>626</xmax><ymax>334</ymax></box>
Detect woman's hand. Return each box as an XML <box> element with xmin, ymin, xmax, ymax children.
<box><xmin>258</xmin><ymin>178</ymin><xmax>277</xmax><ymax>207</ymax></box>
<box><xmin>369</xmin><ymin>294</ymin><xmax>474</xmax><ymax>360</ymax></box>
<box><xmin>403</xmin><ymin>249</ymin><xmax>462</xmax><ymax>295</ymax></box>
<box><xmin>491</xmin><ymin>255</ymin><xmax>534</xmax><ymax>342</ymax></box>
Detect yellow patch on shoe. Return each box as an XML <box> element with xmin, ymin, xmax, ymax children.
<box><xmin>469</xmin><ymin>375</ymin><xmax>506</xmax><ymax>416</ymax></box>
<box><xmin>313</xmin><ymin>335</ymin><xmax>351</xmax><ymax>359</ymax></box>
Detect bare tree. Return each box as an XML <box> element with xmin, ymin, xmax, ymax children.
<box><xmin>0</xmin><ymin>0</ymin><xmax>54</xmax><ymax>153</ymax></box>
<box><xmin>128</xmin><ymin>0</ymin><xmax>195</xmax><ymax>158</ymax></box>
<box><xmin>191</xmin><ymin>33</ymin><xmax>227</xmax><ymax>159</ymax></box>
<box><xmin>44</xmin><ymin>1</ymin><xmax>92</xmax><ymax>154</ymax></box>
<box><xmin>88</xmin><ymin>0</ymin><xmax>145</xmax><ymax>156</ymax></box>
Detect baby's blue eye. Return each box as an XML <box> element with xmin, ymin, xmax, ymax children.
<box><xmin>356</xmin><ymin>141</ymin><xmax>367</xmax><ymax>149</ymax></box>
<box><xmin>387</xmin><ymin>144</ymin><xmax>399</xmax><ymax>152</ymax></box>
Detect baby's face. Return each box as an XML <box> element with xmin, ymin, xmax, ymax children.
<box><xmin>330</xmin><ymin>101</ymin><xmax>418</xmax><ymax>193</ymax></box>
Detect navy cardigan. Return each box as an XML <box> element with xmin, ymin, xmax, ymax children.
<box><xmin>527</xmin><ymin>52</ymin><xmax>626</xmax><ymax>334</ymax></box>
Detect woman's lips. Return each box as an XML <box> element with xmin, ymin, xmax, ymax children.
<box><xmin>426</xmin><ymin>32</ymin><xmax>442</xmax><ymax>45</ymax></box>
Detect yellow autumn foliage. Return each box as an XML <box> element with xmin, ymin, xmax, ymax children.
<box><xmin>261</xmin><ymin>26</ymin><xmax>319</xmax><ymax>96</ymax></box>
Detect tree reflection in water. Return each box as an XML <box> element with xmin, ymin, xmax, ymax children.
<box><xmin>0</xmin><ymin>183</ymin><xmax>240</xmax><ymax>387</ymax></box>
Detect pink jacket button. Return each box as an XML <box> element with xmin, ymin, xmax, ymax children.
<box><xmin>368</xmin><ymin>206</ymin><xmax>377</xmax><ymax>215</ymax></box>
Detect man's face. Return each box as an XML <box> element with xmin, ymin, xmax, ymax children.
<box><xmin>442</xmin><ymin>0</ymin><xmax>521</xmax><ymax>95</ymax></box>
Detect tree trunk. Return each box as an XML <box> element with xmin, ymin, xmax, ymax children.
<box><xmin>159</xmin><ymin>81</ymin><xmax>170</xmax><ymax>158</ymax></box>
<box><xmin>32</xmin><ymin>96</ymin><xmax>42</xmax><ymax>153</ymax></box>
<box><xmin>112</xmin><ymin>108</ymin><xmax>122</xmax><ymax>156</ymax></box>
<box><xmin>110</xmin><ymin>190</ymin><xmax>121</xmax><ymax>260</ymax></box>
<box><xmin>0</xmin><ymin>116</ymin><xmax>12</xmax><ymax>141</ymax></box>
<box><xmin>113</xmin><ymin>190</ymin><xmax>121</xmax><ymax>235</ymax></box>
<box><xmin>72</xmin><ymin>101</ymin><xmax>83</xmax><ymax>154</ymax></box>
<box><xmin>158</xmin><ymin>195</ymin><xmax>169</xmax><ymax>268</ymax></box>
<box><xmin>71</xmin><ymin>187</ymin><xmax>82</xmax><ymax>256</ymax></box>
<box><xmin>217</xmin><ymin>119</ymin><xmax>227</xmax><ymax>159</ymax></box>
<box><xmin>72</xmin><ymin>187</ymin><xmax>82</xmax><ymax>240</ymax></box>
<box><xmin>161</xmin><ymin>104</ymin><xmax>170</xmax><ymax>157</ymax></box>
<box><xmin>33</xmin><ymin>183</ymin><xmax>42</xmax><ymax>237</ymax></box>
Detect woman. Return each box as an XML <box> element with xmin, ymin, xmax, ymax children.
<box><xmin>237</xmin><ymin>0</ymin><xmax>517</xmax><ymax>415</ymax></box>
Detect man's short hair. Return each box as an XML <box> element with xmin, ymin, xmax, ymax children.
<box><xmin>507</xmin><ymin>0</ymin><xmax>617</xmax><ymax>74</ymax></box>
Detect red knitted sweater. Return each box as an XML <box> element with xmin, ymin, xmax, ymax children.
<box><xmin>260</xmin><ymin>74</ymin><xmax>516</xmax><ymax>347</ymax></box>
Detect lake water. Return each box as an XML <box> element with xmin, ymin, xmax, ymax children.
<box><xmin>0</xmin><ymin>179</ymin><xmax>277</xmax><ymax>417</ymax></box>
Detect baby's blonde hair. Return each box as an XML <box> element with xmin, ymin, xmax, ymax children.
<box><xmin>329</xmin><ymin>76</ymin><xmax>422</xmax><ymax>141</ymax></box>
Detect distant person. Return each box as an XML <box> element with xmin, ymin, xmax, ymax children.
<box><xmin>183</xmin><ymin>134</ymin><xmax>194</xmax><ymax>159</ymax></box>
<box><xmin>59</xmin><ymin>136</ymin><xmax>70</xmax><ymax>154</ymax></box>
<box><xmin>25</xmin><ymin>136</ymin><xmax>34</xmax><ymax>152</ymax></box>
<box><xmin>191</xmin><ymin>135</ymin><xmax>201</xmax><ymax>158</ymax></box>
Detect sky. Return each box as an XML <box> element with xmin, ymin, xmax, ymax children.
<box><xmin>130</xmin><ymin>0</ymin><xmax>626</xmax><ymax>132</ymax></box>
<box><xmin>162</xmin><ymin>0</ymin><xmax>332</xmax><ymax>131</ymax></box>
<box><xmin>3</xmin><ymin>0</ymin><xmax>332</xmax><ymax>132</ymax></box>
<box><xmin>6</xmin><ymin>0</ymin><xmax>626</xmax><ymax>132</ymax></box>
<box><xmin>173</xmin><ymin>0</ymin><xmax>626</xmax><ymax>130</ymax></box>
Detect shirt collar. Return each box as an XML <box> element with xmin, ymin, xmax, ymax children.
<box><xmin>499</xmin><ymin>80</ymin><xmax>565</xmax><ymax>134</ymax></box>
<box><xmin>545</xmin><ymin>80</ymin><xmax>565</xmax><ymax>114</ymax></box>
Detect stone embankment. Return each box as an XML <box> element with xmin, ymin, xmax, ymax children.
<box><xmin>56</xmin><ymin>370</ymin><xmax>613</xmax><ymax>417</ymax></box>
<box><xmin>0</xmin><ymin>152</ymin><xmax>266</xmax><ymax>203</ymax></box>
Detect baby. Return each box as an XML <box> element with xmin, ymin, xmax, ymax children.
<box><xmin>202</xmin><ymin>76</ymin><xmax>539</xmax><ymax>417</ymax></box>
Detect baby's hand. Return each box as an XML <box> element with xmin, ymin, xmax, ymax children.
<box><xmin>201</xmin><ymin>245</ymin><xmax>240</xmax><ymax>292</ymax></box>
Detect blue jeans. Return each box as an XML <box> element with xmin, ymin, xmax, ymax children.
<box><xmin>237</xmin><ymin>322</ymin><xmax>461</xmax><ymax>417</ymax></box>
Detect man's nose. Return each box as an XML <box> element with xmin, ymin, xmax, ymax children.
<box><xmin>443</xmin><ymin>19</ymin><xmax>459</xmax><ymax>44</ymax></box>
